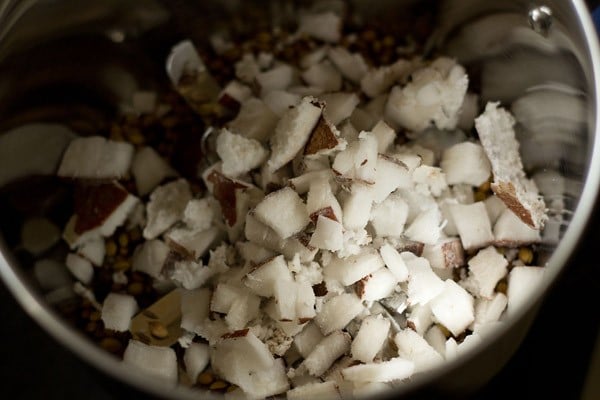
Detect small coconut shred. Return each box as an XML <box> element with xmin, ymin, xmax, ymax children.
<box><xmin>50</xmin><ymin>6</ymin><xmax>549</xmax><ymax>400</ymax></box>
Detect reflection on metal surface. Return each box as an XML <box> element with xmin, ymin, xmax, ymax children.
<box><xmin>529</xmin><ymin>5</ymin><xmax>554</xmax><ymax>36</ymax></box>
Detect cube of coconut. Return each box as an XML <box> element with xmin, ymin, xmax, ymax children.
<box><xmin>355</xmin><ymin>268</ymin><xmax>398</xmax><ymax>301</ymax></box>
<box><xmin>182</xmin><ymin>198</ymin><xmax>215</xmax><ymax>232</ymax></box>
<box><xmin>131</xmin><ymin>146</ymin><xmax>178</xmax><ymax>196</ymax></box>
<box><xmin>101</xmin><ymin>293</ymin><xmax>138</xmax><ymax>332</ymax></box>
<box><xmin>65</xmin><ymin>253</ymin><xmax>94</xmax><ymax>284</ymax></box>
<box><xmin>218</xmin><ymin>80</ymin><xmax>252</xmax><ymax>112</ymax></box>
<box><xmin>144</xmin><ymin>179</ymin><xmax>192</xmax><ymax>240</ymax></box>
<box><xmin>465</xmin><ymin>246</ymin><xmax>508</xmax><ymax>299</ymax></box>
<box><xmin>20</xmin><ymin>217</ymin><xmax>60</xmax><ymax>256</ymax></box>
<box><xmin>394</xmin><ymin>328</ymin><xmax>444</xmax><ymax>374</ymax></box>
<box><xmin>379</xmin><ymin>243</ymin><xmax>409</xmax><ymax>282</ymax></box>
<box><xmin>424</xmin><ymin>325</ymin><xmax>447</xmax><ymax>357</ymax></box>
<box><xmin>244</xmin><ymin>255</ymin><xmax>293</xmax><ymax>297</ymax></box>
<box><xmin>76</xmin><ymin>237</ymin><xmax>105</xmax><ymax>267</ymax></box>
<box><xmin>403</xmin><ymin>252</ymin><xmax>445</xmax><ymax>306</ymax></box>
<box><xmin>327</xmin><ymin>47</ymin><xmax>369</xmax><ymax>84</ymax></box>
<box><xmin>332</xmin><ymin>132</ymin><xmax>378</xmax><ymax>183</ymax></box>
<box><xmin>183</xmin><ymin>342</ymin><xmax>210</xmax><ymax>382</ymax></box>
<box><xmin>267</xmin><ymin>96</ymin><xmax>323</xmax><ymax>172</ymax></box>
<box><xmin>342</xmin><ymin>183</ymin><xmax>374</xmax><ymax>230</ymax></box>
<box><xmin>212</xmin><ymin>330</ymin><xmax>289</xmax><ymax>398</ymax></box>
<box><xmin>272</xmin><ymin>279</ymin><xmax>300</xmax><ymax>321</ymax></box>
<box><xmin>309</xmin><ymin>216</ymin><xmax>344</xmax><ymax>252</ymax></box>
<box><xmin>165</xmin><ymin>226</ymin><xmax>222</xmax><ymax>262</ymax></box>
<box><xmin>225</xmin><ymin>293</ymin><xmax>261</xmax><ymax>330</ymax></box>
<box><xmin>351</xmin><ymin>314</ymin><xmax>391</xmax><ymax>363</ymax></box>
<box><xmin>360</xmin><ymin>59</ymin><xmax>417</xmax><ymax>98</ymax></box>
<box><xmin>293</xmin><ymin>321</ymin><xmax>325</xmax><ymax>358</ymax></box>
<box><xmin>180</xmin><ymin>288</ymin><xmax>211</xmax><ymax>333</ymax></box>
<box><xmin>253</xmin><ymin>187</ymin><xmax>310</xmax><ymax>239</ymax></box>
<box><xmin>440</xmin><ymin>142</ymin><xmax>491</xmax><ymax>187</ymax></box>
<box><xmin>472</xmin><ymin>292</ymin><xmax>508</xmax><ymax>333</ymax></box>
<box><xmin>484</xmin><ymin>195</ymin><xmax>507</xmax><ymax>225</ymax></box>
<box><xmin>444</xmin><ymin>337</ymin><xmax>459</xmax><ymax>361</ymax></box>
<box><xmin>169</xmin><ymin>259</ymin><xmax>215</xmax><ymax>290</ymax></box>
<box><xmin>406</xmin><ymin>303</ymin><xmax>433</xmax><ymax>335</ymax></box>
<box><xmin>475</xmin><ymin>102</ymin><xmax>547</xmax><ymax>229</ymax></box>
<box><xmin>371</xmin><ymin>120</ymin><xmax>396</xmax><ymax>153</ymax></box>
<box><xmin>57</xmin><ymin>136</ymin><xmax>134</xmax><ymax>179</ymax></box>
<box><xmin>211</xmin><ymin>283</ymin><xmax>251</xmax><ymax>313</ymax></box>
<box><xmin>235</xmin><ymin>53</ymin><xmax>260</xmax><ymax>84</ymax></box>
<box><xmin>306</xmin><ymin>178</ymin><xmax>343</xmax><ymax>223</ymax></box>
<box><xmin>123</xmin><ymin>340</ymin><xmax>178</xmax><ymax>383</ymax></box>
<box><xmin>216</xmin><ymin>128</ymin><xmax>268</xmax><ymax>177</ymax></box>
<box><xmin>422</xmin><ymin>237</ymin><xmax>465</xmax><ymax>271</ymax></box>
<box><xmin>255</xmin><ymin>64</ymin><xmax>295</xmax><ymax>94</ymax></box>
<box><xmin>429</xmin><ymin>279</ymin><xmax>475</xmax><ymax>336</ymax></box>
<box><xmin>364</xmin><ymin>94</ymin><xmax>388</xmax><ymax>125</ymax></box>
<box><xmin>227</xmin><ymin>98</ymin><xmax>279</xmax><ymax>143</ymax></box>
<box><xmin>298</xmin><ymin>11</ymin><xmax>342</xmax><ymax>43</ymax></box>
<box><xmin>302</xmin><ymin>60</ymin><xmax>343</xmax><ymax>92</ymax></box>
<box><xmin>323</xmin><ymin>248</ymin><xmax>384</xmax><ymax>286</ymax></box>
<box><xmin>369</xmin><ymin>193</ymin><xmax>409</xmax><ymax>238</ymax></box>
<box><xmin>287</xmin><ymin>381</ymin><xmax>341</xmax><ymax>400</ymax></box>
<box><xmin>303</xmin><ymin>330</ymin><xmax>352</xmax><ymax>376</ymax></box>
<box><xmin>319</xmin><ymin>92</ymin><xmax>361</xmax><ymax>126</ymax></box>
<box><xmin>449</xmin><ymin>202</ymin><xmax>494</xmax><ymax>251</ymax></box>
<box><xmin>507</xmin><ymin>266</ymin><xmax>545</xmax><ymax>316</ymax></box>
<box><xmin>244</xmin><ymin>213</ymin><xmax>285</xmax><ymax>254</ymax></box>
<box><xmin>493</xmin><ymin>208</ymin><xmax>542</xmax><ymax>246</ymax></box>
<box><xmin>412</xmin><ymin>165</ymin><xmax>448</xmax><ymax>197</ymax></box>
<box><xmin>300</xmin><ymin>46</ymin><xmax>328</xmax><ymax>69</ymax></box>
<box><xmin>132</xmin><ymin>239</ymin><xmax>170</xmax><ymax>279</ymax></box>
<box><xmin>384</xmin><ymin>57</ymin><xmax>468</xmax><ymax>133</ymax></box>
<box><xmin>370</xmin><ymin>155</ymin><xmax>412</xmax><ymax>204</ymax></box>
<box><xmin>262</xmin><ymin>90</ymin><xmax>302</xmax><ymax>117</ymax></box>
<box><xmin>404</xmin><ymin>206</ymin><xmax>443</xmax><ymax>245</ymax></box>
<box><xmin>64</xmin><ymin>183</ymin><xmax>139</xmax><ymax>248</ymax></box>
<box><xmin>315</xmin><ymin>293</ymin><xmax>364</xmax><ymax>335</ymax></box>
<box><xmin>296</xmin><ymin>280</ymin><xmax>317</xmax><ymax>320</ymax></box>
<box><xmin>288</xmin><ymin>169</ymin><xmax>333</xmax><ymax>195</ymax></box>
<box><xmin>341</xmin><ymin>357</ymin><xmax>415</xmax><ymax>383</ymax></box>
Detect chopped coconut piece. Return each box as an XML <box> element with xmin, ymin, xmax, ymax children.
<box><xmin>429</xmin><ymin>280</ymin><xmax>475</xmax><ymax>336</ymax></box>
<box><xmin>306</xmin><ymin>178</ymin><xmax>343</xmax><ymax>222</ymax></box>
<box><xmin>379</xmin><ymin>243</ymin><xmax>409</xmax><ymax>282</ymax></box>
<box><xmin>465</xmin><ymin>246</ymin><xmax>508</xmax><ymax>299</ymax></box>
<box><xmin>475</xmin><ymin>102</ymin><xmax>547</xmax><ymax>229</ymax></box>
<box><xmin>385</xmin><ymin>57</ymin><xmax>468</xmax><ymax>133</ymax></box>
<box><xmin>227</xmin><ymin>97</ymin><xmax>279</xmax><ymax>143</ymax></box>
<box><xmin>315</xmin><ymin>293</ymin><xmax>364</xmax><ymax>335</ymax></box>
<box><xmin>404</xmin><ymin>253</ymin><xmax>445</xmax><ymax>306</ymax></box>
<box><xmin>182</xmin><ymin>198</ymin><xmax>215</xmax><ymax>231</ymax></box>
<box><xmin>216</xmin><ymin>128</ymin><xmax>268</xmax><ymax>177</ymax></box>
<box><xmin>394</xmin><ymin>328</ymin><xmax>444</xmax><ymax>374</ymax></box>
<box><xmin>449</xmin><ymin>202</ymin><xmax>494</xmax><ymax>251</ymax></box>
<box><xmin>371</xmin><ymin>120</ymin><xmax>396</xmax><ymax>153</ymax></box>
<box><xmin>351</xmin><ymin>314</ymin><xmax>391</xmax><ymax>363</ymax></box>
<box><xmin>65</xmin><ymin>253</ymin><xmax>94</xmax><ymax>284</ymax></box>
<box><xmin>255</xmin><ymin>64</ymin><xmax>295</xmax><ymax>94</ymax></box>
<box><xmin>303</xmin><ymin>330</ymin><xmax>351</xmax><ymax>376</ymax></box>
<box><xmin>101</xmin><ymin>293</ymin><xmax>138</xmax><ymax>332</ymax></box>
<box><xmin>165</xmin><ymin>226</ymin><xmax>222</xmax><ymax>261</ymax></box>
<box><xmin>342</xmin><ymin>357</ymin><xmax>415</xmax><ymax>382</ymax></box>
<box><xmin>404</xmin><ymin>206</ymin><xmax>443</xmax><ymax>245</ymax></box>
<box><xmin>327</xmin><ymin>47</ymin><xmax>369</xmax><ymax>83</ymax></box>
<box><xmin>472</xmin><ymin>292</ymin><xmax>508</xmax><ymax>333</ymax></box>
<box><xmin>369</xmin><ymin>193</ymin><xmax>409</xmax><ymax>237</ymax></box>
<box><xmin>287</xmin><ymin>381</ymin><xmax>341</xmax><ymax>400</ymax></box>
<box><xmin>144</xmin><ymin>179</ymin><xmax>192</xmax><ymax>240</ymax></box>
<box><xmin>267</xmin><ymin>96</ymin><xmax>323</xmax><ymax>172</ymax></box>
<box><xmin>356</xmin><ymin>267</ymin><xmax>398</xmax><ymax>301</ymax></box>
<box><xmin>332</xmin><ymin>132</ymin><xmax>378</xmax><ymax>183</ymax></box>
<box><xmin>319</xmin><ymin>92</ymin><xmax>361</xmax><ymax>126</ymax></box>
<box><xmin>293</xmin><ymin>321</ymin><xmax>325</xmax><ymax>358</ymax></box>
<box><xmin>244</xmin><ymin>255</ymin><xmax>293</xmax><ymax>297</ymax></box>
<box><xmin>184</xmin><ymin>342</ymin><xmax>210</xmax><ymax>382</ymax></box>
<box><xmin>76</xmin><ymin>237</ymin><xmax>105</xmax><ymax>266</ymax></box>
<box><xmin>302</xmin><ymin>60</ymin><xmax>343</xmax><ymax>92</ymax></box>
<box><xmin>57</xmin><ymin>136</ymin><xmax>134</xmax><ymax>179</ymax></box>
<box><xmin>422</xmin><ymin>237</ymin><xmax>464</xmax><ymax>271</ymax></box>
<box><xmin>131</xmin><ymin>146</ymin><xmax>178</xmax><ymax>196</ymax></box>
<box><xmin>123</xmin><ymin>340</ymin><xmax>178</xmax><ymax>383</ymax></box>
<box><xmin>132</xmin><ymin>239</ymin><xmax>170</xmax><ymax>279</ymax></box>
<box><xmin>309</xmin><ymin>215</ymin><xmax>344</xmax><ymax>251</ymax></box>
<box><xmin>342</xmin><ymin>183</ymin><xmax>374</xmax><ymax>230</ymax></box>
<box><xmin>324</xmin><ymin>249</ymin><xmax>384</xmax><ymax>286</ymax></box>
<box><xmin>440</xmin><ymin>142</ymin><xmax>491</xmax><ymax>187</ymax></box>
<box><xmin>370</xmin><ymin>155</ymin><xmax>412</xmax><ymax>203</ymax></box>
<box><xmin>253</xmin><ymin>187</ymin><xmax>310</xmax><ymax>239</ymax></box>
<box><xmin>493</xmin><ymin>208</ymin><xmax>541</xmax><ymax>246</ymax></box>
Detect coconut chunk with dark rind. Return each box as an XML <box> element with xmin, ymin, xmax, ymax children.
<box><xmin>267</xmin><ymin>96</ymin><xmax>323</xmax><ymax>173</ymax></box>
<box><xmin>57</xmin><ymin>136</ymin><xmax>134</xmax><ymax>179</ymax></box>
<box><xmin>475</xmin><ymin>102</ymin><xmax>547</xmax><ymax>229</ymax></box>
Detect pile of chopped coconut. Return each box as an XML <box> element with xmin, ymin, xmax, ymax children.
<box><xmin>50</xmin><ymin>6</ymin><xmax>551</xmax><ymax>400</ymax></box>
